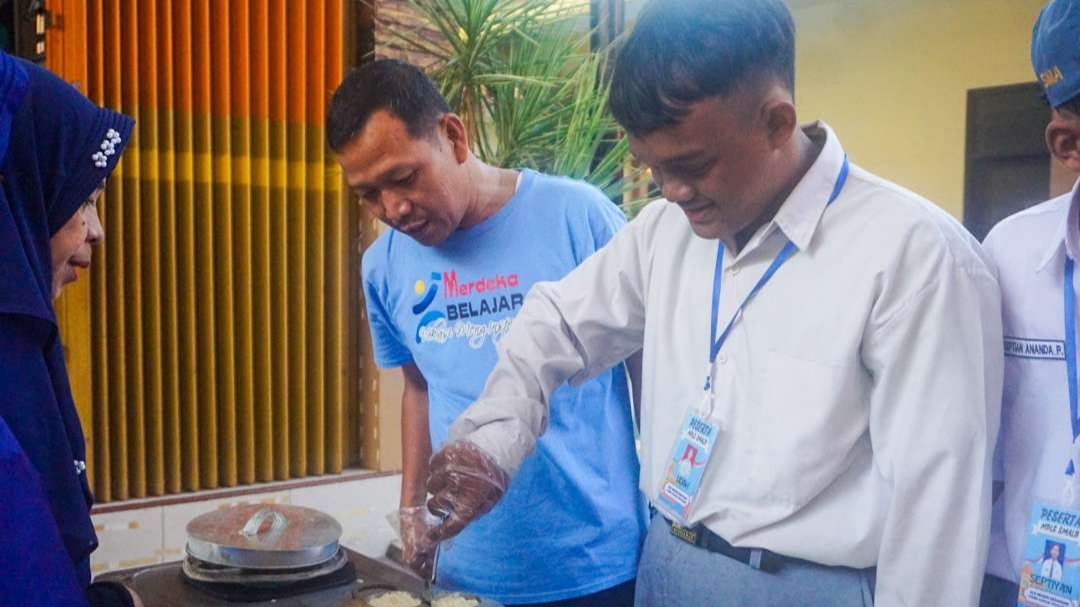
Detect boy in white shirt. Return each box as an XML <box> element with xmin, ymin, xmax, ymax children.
<box><xmin>981</xmin><ymin>1</ymin><xmax>1080</xmax><ymax>603</ymax></box>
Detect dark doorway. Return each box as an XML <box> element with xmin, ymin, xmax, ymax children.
<box><xmin>0</xmin><ymin>0</ymin><xmax>46</xmax><ymax>62</ymax></box>
<box><xmin>964</xmin><ymin>82</ymin><xmax>1051</xmax><ymax>241</ymax></box>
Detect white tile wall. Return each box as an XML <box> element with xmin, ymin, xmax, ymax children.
<box><xmin>90</xmin><ymin>508</ymin><xmax>164</xmax><ymax>575</ymax></box>
<box><xmin>90</xmin><ymin>474</ymin><xmax>402</xmax><ymax>576</ymax></box>
<box><xmin>291</xmin><ymin>474</ymin><xmax>401</xmax><ymax>558</ymax></box>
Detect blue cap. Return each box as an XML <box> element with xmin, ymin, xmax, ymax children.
<box><xmin>1032</xmin><ymin>0</ymin><xmax>1080</xmax><ymax>108</ymax></box>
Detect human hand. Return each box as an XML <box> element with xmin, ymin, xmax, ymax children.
<box><xmin>395</xmin><ymin>506</ymin><xmax>440</xmax><ymax>579</ymax></box>
<box><xmin>425</xmin><ymin>440</ymin><xmax>510</xmax><ymax>544</ymax></box>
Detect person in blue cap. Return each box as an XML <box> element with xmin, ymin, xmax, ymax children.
<box><xmin>981</xmin><ymin>1</ymin><xmax>1080</xmax><ymax>604</ymax></box>
<box><xmin>0</xmin><ymin>51</ymin><xmax>141</xmax><ymax>607</ymax></box>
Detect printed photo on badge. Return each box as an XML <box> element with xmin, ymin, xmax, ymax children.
<box><xmin>655</xmin><ymin>411</ymin><xmax>718</xmax><ymax>525</ymax></box>
<box><xmin>1018</xmin><ymin>503</ymin><xmax>1080</xmax><ymax>606</ymax></box>
<box><xmin>1039</xmin><ymin>542</ymin><xmax>1066</xmax><ymax>582</ymax></box>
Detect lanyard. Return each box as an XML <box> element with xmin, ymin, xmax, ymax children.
<box><xmin>1066</xmin><ymin>258</ymin><xmax>1079</xmax><ymax>475</ymax></box>
<box><xmin>706</xmin><ymin>156</ymin><xmax>850</xmax><ymax>392</ymax></box>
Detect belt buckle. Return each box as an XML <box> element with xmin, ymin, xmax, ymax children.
<box><xmin>758</xmin><ymin>550</ymin><xmax>783</xmax><ymax>573</ymax></box>
<box><xmin>669</xmin><ymin>520</ymin><xmax>701</xmax><ymax>546</ymax></box>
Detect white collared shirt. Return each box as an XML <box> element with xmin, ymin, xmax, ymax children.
<box><xmin>450</xmin><ymin>121</ymin><xmax>1003</xmax><ymax>607</ymax></box>
<box><xmin>983</xmin><ymin>181</ymin><xmax>1080</xmax><ymax>583</ymax></box>
<box><xmin>1041</xmin><ymin>557</ymin><xmax>1064</xmax><ymax>581</ymax></box>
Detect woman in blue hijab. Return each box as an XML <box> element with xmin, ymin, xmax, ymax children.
<box><xmin>0</xmin><ymin>51</ymin><xmax>140</xmax><ymax>607</ymax></box>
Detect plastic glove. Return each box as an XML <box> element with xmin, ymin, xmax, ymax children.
<box><xmin>425</xmin><ymin>440</ymin><xmax>510</xmax><ymax>544</ymax></box>
<box><xmin>388</xmin><ymin>507</ymin><xmax>441</xmax><ymax>579</ymax></box>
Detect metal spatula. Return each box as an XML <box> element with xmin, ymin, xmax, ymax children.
<box><xmin>422</xmin><ymin>542</ymin><xmax>440</xmax><ymax>603</ymax></box>
<box><xmin>423</xmin><ymin>508</ymin><xmax>448</xmax><ymax>604</ymax></box>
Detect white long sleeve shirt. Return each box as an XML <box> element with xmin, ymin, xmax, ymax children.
<box><xmin>449</xmin><ymin>121</ymin><xmax>1004</xmax><ymax>607</ymax></box>
<box><xmin>983</xmin><ymin>181</ymin><xmax>1080</xmax><ymax>584</ymax></box>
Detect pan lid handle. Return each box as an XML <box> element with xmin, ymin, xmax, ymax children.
<box><xmin>240</xmin><ymin>508</ymin><xmax>289</xmax><ymax>537</ymax></box>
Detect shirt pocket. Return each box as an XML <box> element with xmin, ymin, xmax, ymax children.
<box><xmin>754</xmin><ymin>351</ymin><xmax>867</xmax><ymax>507</ymax></box>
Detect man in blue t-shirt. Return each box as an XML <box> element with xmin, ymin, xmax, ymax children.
<box><xmin>326</xmin><ymin>59</ymin><xmax>646</xmax><ymax>606</ymax></box>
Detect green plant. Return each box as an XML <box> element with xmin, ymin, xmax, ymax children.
<box><xmin>382</xmin><ymin>0</ymin><xmax>651</xmax><ymax>211</ymax></box>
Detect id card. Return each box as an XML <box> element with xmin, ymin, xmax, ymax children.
<box><xmin>1016</xmin><ymin>501</ymin><xmax>1080</xmax><ymax>607</ymax></box>
<box><xmin>654</xmin><ymin>409</ymin><xmax>719</xmax><ymax>526</ymax></box>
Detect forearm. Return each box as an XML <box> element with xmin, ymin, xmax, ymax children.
<box><xmin>868</xmin><ymin>266</ymin><xmax>1002</xmax><ymax>605</ymax></box>
<box><xmin>449</xmin><ymin>280</ymin><xmax>631</xmax><ymax>475</ymax></box>
<box><xmin>447</xmin><ymin>211</ymin><xmax>652</xmax><ymax>474</ymax></box>
<box><xmin>400</xmin><ymin>368</ymin><xmax>432</xmax><ymax>508</ymax></box>
<box><xmin>875</xmin><ymin>438</ymin><xmax>992</xmax><ymax>606</ymax></box>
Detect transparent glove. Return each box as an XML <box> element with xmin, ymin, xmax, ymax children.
<box><xmin>387</xmin><ymin>507</ymin><xmax>441</xmax><ymax>579</ymax></box>
<box><xmin>425</xmin><ymin>440</ymin><xmax>510</xmax><ymax>543</ymax></box>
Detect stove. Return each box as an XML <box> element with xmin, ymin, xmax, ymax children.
<box><xmin>180</xmin><ymin>548</ymin><xmax>357</xmax><ymax>602</ymax></box>
<box><xmin>98</xmin><ymin>548</ymin><xmax>501</xmax><ymax>607</ymax></box>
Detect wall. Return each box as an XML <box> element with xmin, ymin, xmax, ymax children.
<box><xmin>792</xmin><ymin>0</ymin><xmax>1048</xmax><ymax>219</ymax></box>
<box><xmin>91</xmin><ymin>473</ymin><xmax>402</xmax><ymax>575</ymax></box>
<box><xmin>42</xmin><ymin>0</ymin><xmax>371</xmax><ymax>503</ymax></box>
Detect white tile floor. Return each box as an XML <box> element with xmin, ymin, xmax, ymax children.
<box><xmin>90</xmin><ymin>474</ymin><xmax>402</xmax><ymax>576</ymax></box>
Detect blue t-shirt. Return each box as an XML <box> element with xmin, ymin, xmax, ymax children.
<box><xmin>362</xmin><ymin>170</ymin><xmax>647</xmax><ymax>603</ymax></box>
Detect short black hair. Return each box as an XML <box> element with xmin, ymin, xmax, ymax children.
<box><xmin>1056</xmin><ymin>91</ymin><xmax>1080</xmax><ymax>116</ymax></box>
<box><xmin>610</xmin><ymin>0</ymin><xmax>796</xmax><ymax>137</ymax></box>
<box><xmin>326</xmin><ymin>58</ymin><xmax>451</xmax><ymax>152</ymax></box>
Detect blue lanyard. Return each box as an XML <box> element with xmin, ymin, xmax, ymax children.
<box><xmin>1066</xmin><ymin>258</ymin><xmax>1079</xmax><ymax>475</ymax></box>
<box><xmin>707</xmin><ymin>156</ymin><xmax>850</xmax><ymax>391</ymax></box>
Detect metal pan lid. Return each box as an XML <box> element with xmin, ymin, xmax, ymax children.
<box><xmin>186</xmin><ymin>503</ymin><xmax>343</xmax><ymax>570</ymax></box>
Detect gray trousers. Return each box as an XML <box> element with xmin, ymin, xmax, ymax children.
<box><xmin>635</xmin><ymin>516</ymin><xmax>875</xmax><ymax>607</ymax></box>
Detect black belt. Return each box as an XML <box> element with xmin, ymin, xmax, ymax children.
<box><xmin>665</xmin><ymin>516</ymin><xmax>788</xmax><ymax>573</ymax></box>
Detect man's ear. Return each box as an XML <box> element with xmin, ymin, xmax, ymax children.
<box><xmin>1046</xmin><ymin>110</ymin><xmax>1080</xmax><ymax>173</ymax></box>
<box><xmin>441</xmin><ymin>113</ymin><xmax>471</xmax><ymax>164</ymax></box>
<box><xmin>761</xmin><ymin>98</ymin><xmax>798</xmax><ymax>151</ymax></box>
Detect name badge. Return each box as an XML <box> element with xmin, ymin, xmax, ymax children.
<box><xmin>1017</xmin><ymin>501</ymin><xmax>1080</xmax><ymax>606</ymax></box>
<box><xmin>1004</xmin><ymin>337</ymin><xmax>1066</xmax><ymax>361</ymax></box>
<box><xmin>655</xmin><ymin>409</ymin><xmax>719</xmax><ymax>526</ymax></box>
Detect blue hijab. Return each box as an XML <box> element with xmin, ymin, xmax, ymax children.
<box><xmin>0</xmin><ymin>50</ymin><xmax>133</xmax><ymax>593</ymax></box>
